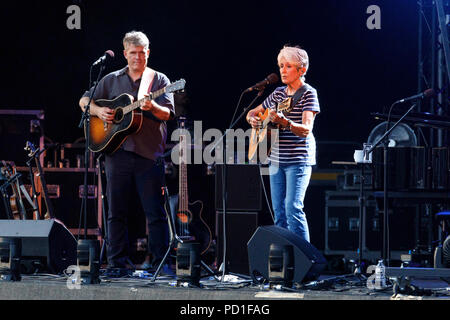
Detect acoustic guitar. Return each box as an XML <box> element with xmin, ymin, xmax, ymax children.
<box><xmin>85</xmin><ymin>79</ymin><xmax>186</xmax><ymax>154</ymax></box>
<box><xmin>248</xmin><ymin>97</ymin><xmax>293</xmax><ymax>162</ymax></box>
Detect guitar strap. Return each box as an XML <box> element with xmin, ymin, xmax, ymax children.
<box><xmin>291</xmin><ymin>83</ymin><xmax>311</xmax><ymax>107</ymax></box>
<box><xmin>137</xmin><ymin>67</ymin><xmax>156</xmax><ymax>100</ymax></box>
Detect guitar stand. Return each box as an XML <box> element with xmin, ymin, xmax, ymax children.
<box><xmin>24</xmin><ymin>141</ymin><xmax>55</xmax><ymax>219</ymax></box>
<box><xmin>96</xmin><ymin>155</ymin><xmax>109</xmax><ymax>267</ymax></box>
<box><xmin>150</xmin><ymin>186</ymin><xmax>217</xmax><ymax>283</ymax></box>
<box><xmin>0</xmin><ymin>172</ymin><xmax>21</xmax><ymax>219</ymax></box>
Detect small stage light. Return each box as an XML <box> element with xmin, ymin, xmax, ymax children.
<box><xmin>176</xmin><ymin>242</ymin><xmax>201</xmax><ymax>286</ymax></box>
<box><xmin>77</xmin><ymin>239</ymin><xmax>100</xmax><ymax>284</ymax></box>
<box><xmin>0</xmin><ymin>237</ymin><xmax>22</xmax><ymax>281</ymax></box>
<box><xmin>268</xmin><ymin>244</ymin><xmax>294</xmax><ymax>288</ymax></box>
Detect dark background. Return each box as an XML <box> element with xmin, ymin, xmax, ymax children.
<box><xmin>0</xmin><ymin>0</ymin><xmax>421</xmax><ymax>144</ymax></box>
<box><xmin>0</xmin><ymin>1</ymin><xmax>436</xmax><ymax>253</ymax></box>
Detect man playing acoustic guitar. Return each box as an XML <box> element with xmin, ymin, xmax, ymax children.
<box><xmin>79</xmin><ymin>31</ymin><xmax>175</xmax><ymax>274</ymax></box>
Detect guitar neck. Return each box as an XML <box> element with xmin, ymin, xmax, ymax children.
<box><xmin>178</xmin><ymin>133</ymin><xmax>189</xmax><ymax>211</ymax></box>
<box><xmin>179</xmin><ymin>162</ymin><xmax>189</xmax><ymax>210</ymax></box>
<box><xmin>122</xmin><ymin>87</ymin><xmax>167</xmax><ymax>115</ymax></box>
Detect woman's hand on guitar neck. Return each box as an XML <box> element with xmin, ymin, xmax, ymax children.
<box><xmin>267</xmin><ymin>109</ymin><xmax>312</xmax><ymax>137</ymax></box>
<box><xmin>268</xmin><ymin>109</ymin><xmax>289</xmax><ymax>128</ymax></box>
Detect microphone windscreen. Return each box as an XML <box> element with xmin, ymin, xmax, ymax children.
<box><xmin>267</xmin><ymin>73</ymin><xmax>279</xmax><ymax>84</ymax></box>
<box><xmin>424</xmin><ymin>88</ymin><xmax>434</xmax><ymax>98</ymax></box>
<box><xmin>105</xmin><ymin>50</ymin><xmax>115</xmax><ymax>58</ymax></box>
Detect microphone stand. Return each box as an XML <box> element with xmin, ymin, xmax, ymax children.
<box><xmin>210</xmin><ymin>88</ymin><xmax>265</xmax><ymax>281</ymax></box>
<box><xmin>367</xmin><ymin>103</ymin><xmax>417</xmax><ymax>266</ymax></box>
<box><xmin>78</xmin><ymin>63</ymin><xmax>106</xmax><ymax>239</ymax></box>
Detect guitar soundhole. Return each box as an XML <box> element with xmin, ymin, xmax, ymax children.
<box><xmin>177</xmin><ymin>211</ymin><xmax>192</xmax><ymax>224</ymax></box>
<box><xmin>113</xmin><ymin>108</ymin><xmax>124</xmax><ymax>124</ymax></box>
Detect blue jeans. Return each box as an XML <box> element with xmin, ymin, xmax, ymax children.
<box><xmin>269</xmin><ymin>163</ymin><xmax>312</xmax><ymax>242</ymax></box>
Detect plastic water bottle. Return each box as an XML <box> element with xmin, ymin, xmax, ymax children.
<box><xmin>375</xmin><ymin>260</ymin><xmax>387</xmax><ymax>289</ymax></box>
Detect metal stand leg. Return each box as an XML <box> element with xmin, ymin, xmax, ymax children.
<box><xmin>150</xmin><ymin>186</ymin><xmax>217</xmax><ymax>282</ymax></box>
<box><xmin>96</xmin><ymin>156</ymin><xmax>109</xmax><ymax>266</ymax></box>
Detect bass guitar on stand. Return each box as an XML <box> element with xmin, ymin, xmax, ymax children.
<box><xmin>170</xmin><ymin>117</ymin><xmax>212</xmax><ymax>255</ymax></box>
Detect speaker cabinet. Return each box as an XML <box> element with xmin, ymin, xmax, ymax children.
<box><xmin>247</xmin><ymin>225</ymin><xmax>326</xmax><ymax>284</ymax></box>
<box><xmin>0</xmin><ymin>219</ymin><xmax>77</xmax><ymax>274</ymax></box>
<box><xmin>216</xmin><ymin>211</ymin><xmax>258</xmax><ymax>275</ymax></box>
<box><xmin>215</xmin><ymin>164</ymin><xmax>262</xmax><ymax>211</ymax></box>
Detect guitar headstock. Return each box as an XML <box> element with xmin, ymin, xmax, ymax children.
<box><xmin>24</xmin><ymin>141</ymin><xmax>37</xmax><ymax>157</ymax></box>
<box><xmin>277</xmin><ymin>97</ymin><xmax>293</xmax><ymax>113</ymax></box>
<box><xmin>1</xmin><ymin>160</ymin><xmax>15</xmax><ymax>178</ymax></box>
<box><xmin>177</xmin><ymin>116</ymin><xmax>187</xmax><ymax>129</ymax></box>
<box><xmin>166</xmin><ymin>79</ymin><xmax>186</xmax><ymax>94</ymax></box>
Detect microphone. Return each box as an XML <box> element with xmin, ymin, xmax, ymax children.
<box><xmin>245</xmin><ymin>73</ymin><xmax>279</xmax><ymax>92</ymax></box>
<box><xmin>396</xmin><ymin>88</ymin><xmax>435</xmax><ymax>103</ymax></box>
<box><xmin>92</xmin><ymin>50</ymin><xmax>115</xmax><ymax>66</ymax></box>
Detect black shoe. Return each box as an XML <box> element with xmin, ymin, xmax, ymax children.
<box><xmin>105</xmin><ymin>257</ymin><xmax>135</xmax><ymax>278</ymax></box>
<box><xmin>107</xmin><ymin>257</ymin><xmax>136</xmax><ymax>269</ymax></box>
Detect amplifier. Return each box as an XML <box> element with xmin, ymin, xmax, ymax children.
<box><xmin>215</xmin><ymin>164</ymin><xmax>262</xmax><ymax>212</ymax></box>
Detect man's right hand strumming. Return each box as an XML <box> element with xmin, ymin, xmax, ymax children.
<box><xmin>79</xmin><ymin>97</ymin><xmax>114</xmax><ymax>123</ymax></box>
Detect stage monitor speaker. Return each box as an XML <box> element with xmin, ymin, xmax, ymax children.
<box><xmin>216</xmin><ymin>211</ymin><xmax>258</xmax><ymax>275</ymax></box>
<box><xmin>247</xmin><ymin>225</ymin><xmax>326</xmax><ymax>284</ymax></box>
<box><xmin>0</xmin><ymin>219</ymin><xmax>77</xmax><ymax>274</ymax></box>
<box><xmin>215</xmin><ymin>164</ymin><xmax>262</xmax><ymax>211</ymax></box>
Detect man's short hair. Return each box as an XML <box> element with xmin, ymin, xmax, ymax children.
<box><xmin>123</xmin><ymin>31</ymin><xmax>150</xmax><ymax>49</ymax></box>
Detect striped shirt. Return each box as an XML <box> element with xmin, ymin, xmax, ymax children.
<box><xmin>262</xmin><ymin>84</ymin><xmax>320</xmax><ymax>165</ymax></box>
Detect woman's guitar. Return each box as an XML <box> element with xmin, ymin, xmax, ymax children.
<box><xmin>85</xmin><ymin>79</ymin><xmax>186</xmax><ymax>154</ymax></box>
<box><xmin>170</xmin><ymin>117</ymin><xmax>212</xmax><ymax>255</ymax></box>
<box><xmin>248</xmin><ymin>97</ymin><xmax>293</xmax><ymax>162</ymax></box>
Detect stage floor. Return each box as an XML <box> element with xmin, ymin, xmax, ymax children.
<box><xmin>1</xmin><ymin>271</ymin><xmax>448</xmax><ymax>318</ymax></box>
<box><xmin>1</xmin><ymin>270</ymin><xmax>448</xmax><ymax>301</ymax></box>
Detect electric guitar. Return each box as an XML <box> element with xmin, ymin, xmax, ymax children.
<box><xmin>170</xmin><ymin>117</ymin><xmax>212</xmax><ymax>255</ymax></box>
<box><xmin>85</xmin><ymin>79</ymin><xmax>186</xmax><ymax>154</ymax></box>
<box><xmin>248</xmin><ymin>97</ymin><xmax>293</xmax><ymax>162</ymax></box>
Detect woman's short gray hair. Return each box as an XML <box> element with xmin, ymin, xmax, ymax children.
<box><xmin>277</xmin><ymin>46</ymin><xmax>309</xmax><ymax>80</ymax></box>
<box><xmin>123</xmin><ymin>31</ymin><xmax>150</xmax><ymax>49</ymax></box>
